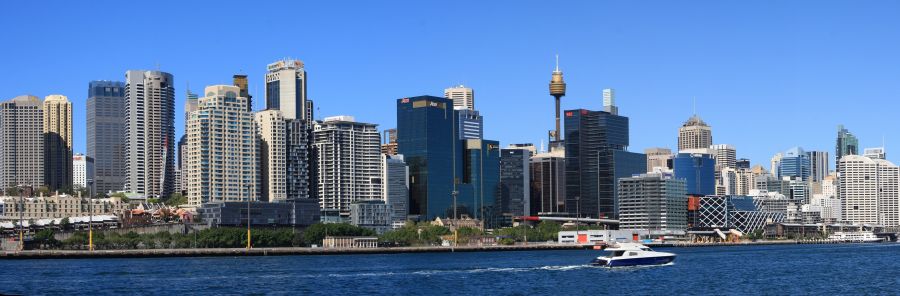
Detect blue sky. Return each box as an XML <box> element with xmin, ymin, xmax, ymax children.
<box><xmin>2</xmin><ymin>1</ymin><xmax>900</xmax><ymax>171</ymax></box>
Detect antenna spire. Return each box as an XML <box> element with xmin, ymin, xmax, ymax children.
<box><xmin>692</xmin><ymin>96</ymin><xmax>697</xmax><ymax>116</ymax></box>
<box><xmin>555</xmin><ymin>54</ymin><xmax>560</xmax><ymax>72</ymax></box>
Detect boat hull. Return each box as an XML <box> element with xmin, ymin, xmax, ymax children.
<box><xmin>592</xmin><ymin>255</ymin><xmax>675</xmax><ymax>267</ymax></box>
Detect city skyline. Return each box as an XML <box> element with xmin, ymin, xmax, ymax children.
<box><xmin>3</xmin><ymin>2</ymin><xmax>900</xmax><ymax>171</ymax></box>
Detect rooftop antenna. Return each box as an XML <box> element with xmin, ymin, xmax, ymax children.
<box><xmin>156</xmin><ymin>62</ymin><xmax>160</xmax><ymax>71</ymax></box>
<box><xmin>555</xmin><ymin>54</ymin><xmax>560</xmax><ymax>72</ymax></box>
<box><xmin>692</xmin><ymin>96</ymin><xmax>697</xmax><ymax>116</ymax></box>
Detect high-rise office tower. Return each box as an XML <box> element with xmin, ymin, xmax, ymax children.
<box><xmin>444</xmin><ymin>85</ymin><xmax>474</xmax><ymax>110</ymax></box>
<box><xmin>500</xmin><ymin>147</ymin><xmax>531</xmax><ymax>220</ymax></box>
<box><xmin>645</xmin><ymin>147</ymin><xmax>673</xmax><ymax>172</ymax></box>
<box><xmin>124</xmin><ymin>70</ymin><xmax>175</xmax><ymax>198</ymax></box>
<box><xmin>678</xmin><ymin>115</ymin><xmax>712</xmax><ymax>151</ymax></box>
<box><xmin>233</xmin><ymin>74</ymin><xmax>252</xmax><ymax>112</ymax></box>
<box><xmin>864</xmin><ymin>147</ymin><xmax>886</xmax><ymax>160</ymax></box>
<box><xmin>806</xmin><ymin>150</ymin><xmax>830</xmax><ymax>182</ymax></box>
<box><xmin>836</xmin><ymin>124</ymin><xmax>859</xmax><ymax>169</ymax></box>
<box><xmin>87</xmin><ymin>81</ymin><xmax>126</xmax><ymax>194</ymax></box>
<box><xmin>265</xmin><ymin>58</ymin><xmax>308</xmax><ymax>121</ymax></box>
<box><xmin>564</xmin><ymin>106</ymin><xmax>646</xmax><ymax>219</ymax></box>
<box><xmin>381</xmin><ymin>128</ymin><xmax>398</xmax><ymax>155</ymax></box>
<box><xmin>0</xmin><ymin>96</ymin><xmax>44</xmax><ymax>188</ymax></box>
<box><xmin>735</xmin><ymin>158</ymin><xmax>751</xmax><ymax>170</ymax></box>
<box><xmin>530</xmin><ymin>148</ymin><xmax>566</xmax><ymax>215</ymax></box>
<box><xmin>255</xmin><ymin>110</ymin><xmax>288</xmax><ymax>202</ymax></box>
<box><xmin>770</xmin><ymin>153</ymin><xmax>783</xmax><ymax>175</ymax></box>
<box><xmin>602</xmin><ymin>88</ymin><xmax>618</xmax><ymax>115</ymax></box>
<box><xmin>397</xmin><ymin>95</ymin><xmax>500</xmax><ymax>223</ymax></box>
<box><xmin>42</xmin><ymin>94</ymin><xmax>73</xmax><ymax>191</ymax></box>
<box><xmin>709</xmin><ymin>144</ymin><xmax>736</xmax><ymax>170</ymax></box>
<box><xmin>186</xmin><ymin>85</ymin><xmax>257</xmax><ymax>207</ymax></box>
<box><xmin>673</xmin><ymin>152</ymin><xmax>716</xmax><ymax>196</ymax></box>
<box><xmin>838</xmin><ymin>155</ymin><xmax>899</xmax><ymax>226</ymax></box>
<box><xmin>383</xmin><ymin>154</ymin><xmax>409</xmax><ymax>227</ymax></box>
<box><xmin>456</xmin><ymin>109</ymin><xmax>483</xmax><ymax>140</ymax></box>
<box><xmin>73</xmin><ymin>153</ymin><xmax>92</xmax><ymax>190</ymax></box>
<box><xmin>777</xmin><ymin>147</ymin><xmax>811</xmax><ymax>181</ymax></box>
<box><xmin>618</xmin><ymin>172</ymin><xmax>688</xmax><ymax>231</ymax></box>
<box><xmin>548</xmin><ymin>56</ymin><xmax>566</xmax><ymax>142</ymax></box>
<box><xmin>397</xmin><ymin>96</ymin><xmax>455</xmax><ymax>220</ymax></box>
<box><xmin>312</xmin><ymin>116</ymin><xmax>382</xmax><ymax>217</ymax></box>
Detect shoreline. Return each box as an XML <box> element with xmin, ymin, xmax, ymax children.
<box><xmin>1</xmin><ymin>240</ymin><xmax>889</xmax><ymax>259</ymax></box>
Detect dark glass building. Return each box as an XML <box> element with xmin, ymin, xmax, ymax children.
<box><xmin>397</xmin><ymin>96</ymin><xmax>501</xmax><ymax>224</ymax></box>
<box><xmin>397</xmin><ymin>96</ymin><xmax>455</xmax><ymax>221</ymax></box>
<box><xmin>564</xmin><ymin>109</ymin><xmax>645</xmax><ymax>219</ymax></box>
<box><xmin>500</xmin><ymin>148</ymin><xmax>530</xmax><ymax>222</ymax></box>
<box><xmin>673</xmin><ymin>152</ymin><xmax>716</xmax><ymax>196</ymax></box>
<box><xmin>87</xmin><ymin>81</ymin><xmax>126</xmax><ymax>195</ymax></box>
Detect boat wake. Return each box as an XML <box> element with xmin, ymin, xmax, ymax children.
<box><xmin>319</xmin><ymin>265</ymin><xmax>594</xmax><ymax>278</ymax></box>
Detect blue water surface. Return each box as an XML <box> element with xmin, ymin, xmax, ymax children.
<box><xmin>1</xmin><ymin>244</ymin><xmax>898</xmax><ymax>295</ymax></box>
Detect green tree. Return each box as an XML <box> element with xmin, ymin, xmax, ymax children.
<box><xmin>5</xmin><ymin>187</ymin><xmax>19</xmax><ymax>196</ymax></box>
<box><xmin>35</xmin><ymin>186</ymin><xmax>51</xmax><ymax>197</ymax></box>
<box><xmin>60</xmin><ymin>217</ymin><xmax>71</xmax><ymax>230</ymax></box>
<box><xmin>33</xmin><ymin>229</ymin><xmax>59</xmax><ymax>249</ymax></box>
<box><xmin>164</xmin><ymin>193</ymin><xmax>187</xmax><ymax>206</ymax></box>
<box><xmin>111</xmin><ymin>192</ymin><xmax>130</xmax><ymax>203</ymax></box>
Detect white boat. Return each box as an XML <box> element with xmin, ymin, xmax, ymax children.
<box><xmin>827</xmin><ymin>231</ymin><xmax>884</xmax><ymax>243</ymax></box>
<box><xmin>591</xmin><ymin>242</ymin><xmax>676</xmax><ymax>267</ymax></box>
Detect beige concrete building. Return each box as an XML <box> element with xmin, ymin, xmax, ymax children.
<box><xmin>677</xmin><ymin>115</ymin><xmax>712</xmax><ymax>152</ymax></box>
<box><xmin>0</xmin><ymin>95</ymin><xmax>44</xmax><ymax>188</ymax></box>
<box><xmin>444</xmin><ymin>85</ymin><xmax>474</xmax><ymax>110</ymax></box>
<box><xmin>644</xmin><ymin>147</ymin><xmax>672</xmax><ymax>173</ymax></box>
<box><xmin>255</xmin><ymin>109</ymin><xmax>288</xmax><ymax>202</ymax></box>
<box><xmin>43</xmin><ymin>94</ymin><xmax>73</xmax><ymax>191</ymax></box>
<box><xmin>186</xmin><ymin>85</ymin><xmax>258</xmax><ymax>207</ymax></box>
<box><xmin>0</xmin><ymin>194</ymin><xmax>127</xmax><ymax>221</ymax></box>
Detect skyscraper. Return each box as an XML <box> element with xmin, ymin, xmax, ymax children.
<box><xmin>673</xmin><ymin>152</ymin><xmax>716</xmax><ymax>196</ymax></box>
<box><xmin>73</xmin><ymin>153</ymin><xmax>92</xmax><ymax>190</ymax></box>
<box><xmin>618</xmin><ymin>172</ymin><xmax>688</xmax><ymax>231</ymax></box>
<box><xmin>806</xmin><ymin>150</ymin><xmax>830</xmax><ymax>182</ymax></box>
<box><xmin>383</xmin><ymin>154</ymin><xmax>409</xmax><ymax>228</ymax></box>
<box><xmin>381</xmin><ymin>128</ymin><xmax>398</xmax><ymax>155</ymax></box>
<box><xmin>836</xmin><ymin>124</ymin><xmax>859</xmax><ymax>169</ymax></box>
<box><xmin>0</xmin><ymin>96</ymin><xmax>44</xmax><ymax>188</ymax></box>
<box><xmin>255</xmin><ymin>110</ymin><xmax>288</xmax><ymax>202</ymax></box>
<box><xmin>709</xmin><ymin>144</ymin><xmax>736</xmax><ymax>170</ymax></box>
<box><xmin>456</xmin><ymin>109</ymin><xmax>483</xmax><ymax>140</ymax></box>
<box><xmin>397</xmin><ymin>96</ymin><xmax>455</xmax><ymax>220</ymax></box>
<box><xmin>530</xmin><ymin>148</ymin><xmax>566</xmax><ymax>215</ymax></box>
<box><xmin>265</xmin><ymin>58</ymin><xmax>307</xmax><ymax>121</ymax></box>
<box><xmin>838</xmin><ymin>155</ymin><xmax>899</xmax><ymax>226</ymax></box>
<box><xmin>87</xmin><ymin>81</ymin><xmax>126</xmax><ymax>195</ymax></box>
<box><xmin>602</xmin><ymin>88</ymin><xmax>618</xmax><ymax>115</ymax></box>
<box><xmin>500</xmin><ymin>147</ymin><xmax>531</xmax><ymax>220</ymax></box>
<box><xmin>186</xmin><ymin>85</ymin><xmax>257</xmax><ymax>207</ymax></box>
<box><xmin>312</xmin><ymin>116</ymin><xmax>382</xmax><ymax>217</ymax></box>
<box><xmin>564</xmin><ymin>106</ymin><xmax>645</xmax><ymax>219</ymax></box>
<box><xmin>233</xmin><ymin>74</ymin><xmax>252</xmax><ymax>112</ymax></box>
<box><xmin>777</xmin><ymin>147</ymin><xmax>811</xmax><ymax>181</ymax></box>
<box><xmin>444</xmin><ymin>85</ymin><xmax>474</xmax><ymax>110</ymax></box>
<box><xmin>678</xmin><ymin>115</ymin><xmax>712</xmax><ymax>151</ymax></box>
<box><xmin>645</xmin><ymin>147</ymin><xmax>673</xmax><ymax>172</ymax></box>
<box><xmin>42</xmin><ymin>94</ymin><xmax>73</xmax><ymax>191</ymax></box>
<box><xmin>124</xmin><ymin>70</ymin><xmax>175</xmax><ymax>198</ymax></box>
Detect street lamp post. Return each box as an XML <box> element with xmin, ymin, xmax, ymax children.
<box><xmin>246</xmin><ymin>184</ymin><xmax>252</xmax><ymax>250</ymax></box>
<box><xmin>575</xmin><ymin>196</ymin><xmax>581</xmax><ymax>245</ymax></box>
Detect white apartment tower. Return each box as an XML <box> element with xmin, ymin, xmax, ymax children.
<box><xmin>124</xmin><ymin>70</ymin><xmax>176</xmax><ymax>198</ymax></box>
<box><xmin>256</xmin><ymin>109</ymin><xmax>288</xmax><ymax>202</ymax></box>
<box><xmin>444</xmin><ymin>85</ymin><xmax>474</xmax><ymax>110</ymax></box>
<box><xmin>838</xmin><ymin>155</ymin><xmax>900</xmax><ymax>226</ymax></box>
<box><xmin>312</xmin><ymin>116</ymin><xmax>382</xmax><ymax>216</ymax></box>
<box><xmin>265</xmin><ymin>59</ymin><xmax>308</xmax><ymax>121</ymax></box>
<box><xmin>0</xmin><ymin>95</ymin><xmax>44</xmax><ymax>188</ymax></box>
<box><xmin>73</xmin><ymin>153</ymin><xmax>91</xmax><ymax>189</ymax></box>
<box><xmin>186</xmin><ymin>85</ymin><xmax>258</xmax><ymax>207</ymax></box>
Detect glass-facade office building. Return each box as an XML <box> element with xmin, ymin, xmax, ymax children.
<box><xmin>397</xmin><ymin>96</ymin><xmax>500</xmax><ymax>223</ymax></box>
<box><xmin>564</xmin><ymin>108</ymin><xmax>645</xmax><ymax>219</ymax></box>
<box><xmin>673</xmin><ymin>152</ymin><xmax>716</xmax><ymax>196</ymax></box>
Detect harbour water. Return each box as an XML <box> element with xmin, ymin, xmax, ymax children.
<box><xmin>2</xmin><ymin>243</ymin><xmax>898</xmax><ymax>295</ymax></box>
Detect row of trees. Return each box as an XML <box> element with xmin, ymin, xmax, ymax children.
<box><xmin>5</xmin><ymin>185</ymin><xmax>90</xmax><ymax>198</ymax></box>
